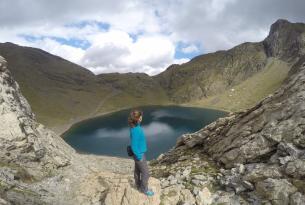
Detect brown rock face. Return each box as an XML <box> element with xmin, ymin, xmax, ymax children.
<box><xmin>154</xmin><ymin>20</ymin><xmax>305</xmax><ymax>205</ymax></box>
<box><xmin>177</xmin><ymin>56</ymin><xmax>305</xmax><ymax>168</ymax></box>
<box><xmin>154</xmin><ymin>42</ymin><xmax>268</xmax><ymax>103</ymax></box>
<box><xmin>154</xmin><ymin>19</ymin><xmax>305</xmax><ymax>104</ymax></box>
<box><xmin>263</xmin><ymin>19</ymin><xmax>305</xmax><ymax>61</ymax></box>
<box><xmin>151</xmin><ymin>58</ymin><xmax>305</xmax><ymax>204</ymax></box>
<box><xmin>0</xmin><ymin>56</ymin><xmax>74</xmax><ymax>176</ymax></box>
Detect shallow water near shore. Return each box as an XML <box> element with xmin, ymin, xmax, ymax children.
<box><xmin>63</xmin><ymin>105</ymin><xmax>227</xmax><ymax>160</ymax></box>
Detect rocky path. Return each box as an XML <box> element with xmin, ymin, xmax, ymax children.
<box><xmin>46</xmin><ymin>155</ymin><xmax>161</xmax><ymax>205</ymax></box>
<box><xmin>89</xmin><ymin>89</ymin><xmax>122</xmax><ymax>117</ymax></box>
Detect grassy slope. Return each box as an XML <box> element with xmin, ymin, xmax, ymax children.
<box><xmin>182</xmin><ymin>58</ymin><xmax>291</xmax><ymax>112</ymax></box>
<box><xmin>0</xmin><ymin>43</ymin><xmax>103</xmax><ymax>125</ymax></box>
<box><xmin>95</xmin><ymin>72</ymin><xmax>170</xmax><ymax>112</ymax></box>
<box><xmin>0</xmin><ymin>42</ymin><xmax>291</xmax><ymax>134</ymax></box>
<box><xmin>1</xmin><ymin>20</ymin><xmax>297</xmax><ymax>134</ymax></box>
<box><xmin>0</xmin><ymin>43</ymin><xmax>170</xmax><ymax>133</ymax></box>
<box><xmin>154</xmin><ymin>42</ymin><xmax>268</xmax><ymax>103</ymax></box>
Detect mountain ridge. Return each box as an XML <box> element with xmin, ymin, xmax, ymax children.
<box><xmin>0</xmin><ymin>42</ymin><xmax>171</xmax><ymax>133</ymax></box>
<box><xmin>154</xmin><ymin>19</ymin><xmax>305</xmax><ymax>103</ymax></box>
<box><xmin>0</xmin><ymin>19</ymin><xmax>304</xmax><ymax>134</ymax></box>
<box><xmin>0</xmin><ymin>19</ymin><xmax>305</xmax><ymax>204</ymax></box>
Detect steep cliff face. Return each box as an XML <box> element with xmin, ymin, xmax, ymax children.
<box><xmin>151</xmin><ymin>56</ymin><xmax>305</xmax><ymax>204</ymax></box>
<box><xmin>0</xmin><ymin>55</ymin><xmax>74</xmax><ymax>204</ymax></box>
<box><xmin>0</xmin><ymin>56</ymin><xmax>162</xmax><ymax>205</ymax></box>
<box><xmin>0</xmin><ymin>55</ymin><xmax>73</xmax><ymax>176</ymax></box>
<box><xmin>264</xmin><ymin>19</ymin><xmax>305</xmax><ymax>60</ymax></box>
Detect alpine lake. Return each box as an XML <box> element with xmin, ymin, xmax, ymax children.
<box><xmin>63</xmin><ymin>105</ymin><xmax>227</xmax><ymax>160</ymax></box>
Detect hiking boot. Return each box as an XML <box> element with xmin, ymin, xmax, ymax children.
<box><xmin>144</xmin><ymin>190</ymin><xmax>154</xmax><ymax>196</ymax></box>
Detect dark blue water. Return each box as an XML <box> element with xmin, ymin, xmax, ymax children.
<box><xmin>63</xmin><ymin>105</ymin><xmax>227</xmax><ymax>160</ymax></box>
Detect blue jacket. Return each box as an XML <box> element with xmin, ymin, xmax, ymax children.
<box><xmin>129</xmin><ymin>122</ymin><xmax>147</xmax><ymax>160</ymax></box>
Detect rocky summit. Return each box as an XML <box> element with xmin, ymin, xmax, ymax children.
<box><xmin>0</xmin><ymin>19</ymin><xmax>305</xmax><ymax>205</ymax></box>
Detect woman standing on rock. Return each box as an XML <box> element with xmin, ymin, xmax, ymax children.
<box><xmin>128</xmin><ymin>109</ymin><xmax>154</xmax><ymax>196</ymax></box>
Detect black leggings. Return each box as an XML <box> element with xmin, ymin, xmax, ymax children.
<box><xmin>133</xmin><ymin>154</ymin><xmax>149</xmax><ymax>192</ymax></box>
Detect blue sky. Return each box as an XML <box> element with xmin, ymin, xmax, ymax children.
<box><xmin>0</xmin><ymin>0</ymin><xmax>304</xmax><ymax>75</ymax></box>
<box><xmin>19</xmin><ymin>21</ymin><xmax>201</xmax><ymax>61</ymax></box>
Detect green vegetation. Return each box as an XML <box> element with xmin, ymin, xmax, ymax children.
<box><xmin>0</xmin><ymin>42</ymin><xmax>292</xmax><ymax>135</ymax></box>
<box><xmin>184</xmin><ymin>58</ymin><xmax>290</xmax><ymax>112</ymax></box>
<box><xmin>0</xmin><ymin>43</ymin><xmax>171</xmax><ymax>133</ymax></box>
<box><xmin>292</xmin><ymin>179</ymin><xmax>305</xmax><ymax>194</ymax></box>
<box><xmin>190</xmin><ymin>165</ymin><xmax>218</xmax><ymax>176</ymax></box>
<box><xmin>154</xmin><ymin>42</ymin><xmax>268</xmax><ymax>104</ymax></box>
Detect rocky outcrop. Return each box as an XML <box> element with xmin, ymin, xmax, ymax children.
<box><xmin>151</xmin><ymin>53</ymin><xmax>305</xmax><ymax>204</ymax></box>
<box><xmin>0</xmin><ymin>56</ymin><xmax>162</xmax><ymax>204</ymax></box>
<box><xmin>263</xmin><ymin>19</ymin><xmax>305</xmax><ymax>61</ymax></box>
<box><xmin>176</xmin><ymin>56</ymin><xmax>305</xmax><ymax>168</ymax></box>
<box><xmin>0</xmin><ymin>55</ymin><xmax>73</xmax><ymax>175</ymax></box>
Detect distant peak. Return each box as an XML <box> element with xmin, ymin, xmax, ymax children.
<box><xmin>269</xmin><ymin>19</ymin><xmax>291</xmax><ymax>34</ymax></box>
<box><xmin>264</xmin><ymin>19</ymin><xmax>305</xmax><ymax>60</ymax></box>
<box><xmin>1</xmin><ymin>42</ymin><xmax>18</xmax><ymax>46</ymax></box>
<box><xmin>165</xmin><ymin>64</ymin><xmax>180</xmax><ymax>71</ymax></box>
<box><xmin>273</xmin><ymin>19</ymin><xmax>290</xmax><ymax>25</ymax></box>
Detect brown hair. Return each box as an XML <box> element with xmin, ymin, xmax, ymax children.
<box><xmin>128</xmin><ymin>109</ymin><xmax>143</xmax><ymax>127</ymax></box>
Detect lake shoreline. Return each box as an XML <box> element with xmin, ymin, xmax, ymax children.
<box><xmin>54</xmin><ymin>102</ymin><xmax>175</xmax><ymax>137</ymax></box>
<box><xmin>61</xmin><ymin>105</ymin><xmax>228</xmax><ymax>159</ymax></box>
<box><xmin>54</xmin><ymin>103</ymin><xmax>230</xmax><ymax>138</ymax></box>
<box><xmin>177</xmin><ymin>103</ymin><xmax>232</xmax><ymax>114</ymax></box>
<box><xmin>55</xmin><ymin>108</ymin><xmax>129</xmax><ymax>137</ymax></box>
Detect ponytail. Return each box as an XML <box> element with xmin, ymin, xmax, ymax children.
<box><xmin>128</xmin><ymin>109</ymin><xmax>143</xmax><ymax>127</ymax></box>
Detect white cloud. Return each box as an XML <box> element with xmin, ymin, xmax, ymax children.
<box><xmin>93</xmin><ymin>121</ymin><xmax>174</xmax><ymax>141</ymax></box>
<box><xmin>28</xmin><ymin>38</ymin><xmax>85</xmax><ymax>64</ymax></box>
<box><xmin>0</xmin><ymin>0</ymin><xmax>304</xmax><ymax>74</ymax></box>
<box><xmin>151</xmin><ymin>110</ymin><xmax>176</xmax><ymax>119</ymax></box>
<box><xmin>125</xmin><ymin>35</ymin><xmax>174</xmax><ymax>68</ymax></box>
<box><xmin>142</xmin><ymin>122</ymin><xmax>175</xmax><ymax>141</ymax></box>
<box><xmin>81</xmin><ymin>30</ymin><xmax>176</xmax><ymax>75</ymax></box>
<box><xmin>173</xmin><ymin>58</ymin><xmax>189</xmax><ymax>65</ymax></box>
<box><xmin>150</xmin><ymin>109</ymin><xmax>193</xmax><ymax>120</ymax></box>
<box><xmin>181</xmin><ymin>44</ymin><xmax>199</xmax><ymax>53</ymax></box>
<box><xmin>82</xmin><ymin>30</ymin><xmax>131</xmax><ymax>68</ymax></box>
<box><xmin>94</xmin><ymin>127</ymin><xmax>128</xmax><ymax>139</ymax></box>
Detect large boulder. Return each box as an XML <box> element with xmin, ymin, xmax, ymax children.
<box><xmin>256</xmin><ymin>179</ymin><xmax>297</xmax><ymax>205</ymax></box>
